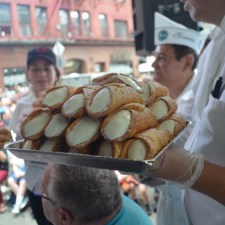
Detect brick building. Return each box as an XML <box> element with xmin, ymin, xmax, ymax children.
<box><xmin>0</xmin><ymin>0</ymin><xmax>140</xmax><ymax>89</ymax></box>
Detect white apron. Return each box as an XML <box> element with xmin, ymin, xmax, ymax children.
<box><xmin>156</xmin><ymin>62</ymin><xmax>198</xmax><ymax>225</ymax></box>
<box><xmin>184</xmin><ymin>23</ymin><xmax>225</xmax><ymax>225</ymax></box>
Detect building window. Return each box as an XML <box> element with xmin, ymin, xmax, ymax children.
<box><xmin>3</xmin><ymin>67</ymin><xmax>26</xmax><ymax>87</ymax></box>
<box><xmin>70</xmin><ymin>10</ymin><xmax>81</xmax><ymax>36</ymax></box>
<box><xmin>82</xmin><ymin>11</ymin><xmax>91</xmax><ymax>37</ymax></box>
<box><xmin>99</xmin><ymin>13</ymin><xmax>108</xmax><ymax>37</ymax></box>
<box><xmin>64</xmin><ymin>59</ymin><xmax>84</xmax><ymax>74</ymax></box>
<box><xmin>95</xmin><ymin>62</ymin><xmax>105</xmax><ymax>72</ymax></box>
<box><xmin>0</xmin><ymin>3</ymin><xmax>11</xmax><ymax>37</ymax></box>
<box><xmin>114</xmin><ymin>20</ymin><xmax>128</xmax><ymax>38</ymax></box>
<box><xmin>59</xmin><ymin>9</ymin><xmax>69</xmax><ymax>37</ymax></box>
<box><xmin>17</xmin><ymin>5</ymin><xmax>32</xmax><ymax>36</ymax></box>
<box><xmin>109</xmin><ymin>61</ymin><xmax>133</xmax><ymax>75</ymax></box>
<box><xmin>35</xmin><ymin>7</ymin><xmax>47</xmax><ymax>36</ymax></box>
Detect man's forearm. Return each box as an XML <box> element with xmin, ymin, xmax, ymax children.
<box><xmin>192</xmin><ymin>161</ymin><xmax>225</xmax><ymax>206</ymax></box>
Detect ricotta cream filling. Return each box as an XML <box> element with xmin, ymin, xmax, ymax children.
<box><xmin>22</xmin><ymin>140</ymin><xmax>32</xmax><ymax>149</ymax></box>
<box><xmin>44</xmin><ymin>114</ymin><xmax>68</xmax><ymax>137</ymax></box>
<box><xmin>159</xmin><ymin>120</ymin><xmax>175</xmax><ymax>133</ymax></box>
<box><xmin>23</xmin><ymin>112</ymin><xmax>49</xmax><ymax>137</ymax></box>
<box><xmin>62</xmin><ymin>94</ymin><xmax>84</xmax><ymax>116</ymax></box>
<box><xmin>67</xmin><ymin>117</ymin><xmax>100</xmax><ymax>146</ymax></box>
<box><xmin>140</xmin><ymin>84</ymin><xmax>150</xmax><ymax>103</ymax></box>
<box><xmin>89</xmin><ymin>88</ymin><xmax>111</xmax><ymax>113</ymax></box>
<box><xmin>42</xmin><ymin>87</ymin><xmax>68</xmax><ymax>107</ymax></box>
<box><xmin>128</xmin><ymin>139</ymin><xmax>147</xmax><ymax>160</ymax></box>
<box><xmin>150</xmin><ymin>100</ymin><xmax>168</xmax><ymax>120</ymax></box>
<box><xmin>118</xmin><ymin>74</ymin><xmax>142</xmax><ymax>92</ymax></box>
<box><xmin>103</xmin><ymin>110</ymin><xmax>131</xmax><ymax>140</ymax></box>
<box><xmin>39</xmin><ymin>139</ymin><xmax>55</xmax><ymax>152</ymax></box>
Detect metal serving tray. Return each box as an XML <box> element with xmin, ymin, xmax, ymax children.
<box><xmin>4</xmin><ymin>122</ymin><xmax>190</xmax><ymax>174</ymax></box>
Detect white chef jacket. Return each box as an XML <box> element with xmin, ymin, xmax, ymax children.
<box><xmin>157</xmin><ymin>73</ymin><xmax>197</xmax><ymax>225</ymax></box>
<box><xmin>175</xmin><ymin>72</ymin><xmax>197</xmax><ymax>146</ymax></box>
<box><xmin>9</xmin><ymin>93</ymin><xmax>47</xmax><ymax>191</ymax></box>
<box><xmin>183</xmin><ymin>17</ymin><xmax>225</xmax><ymax>225</ymax></box>
<box><xmin>9</xmin><ymin>93</ymin><xmax>36</xmax><ymax>137</ymax></box>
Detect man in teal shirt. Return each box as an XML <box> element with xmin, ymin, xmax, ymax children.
<box><xmin>107</xmin><ymin>195</ymin><xmax>153</xmax><ymax>225</ymax></box>
<box><xmin>40</xmin><ymin>164</ymin><xmax>153</xmax><ymax>225</ymax></box>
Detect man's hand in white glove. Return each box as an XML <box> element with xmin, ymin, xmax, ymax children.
<box><xmin>140</xmin><ymin>146</ymin><xmax>225</xmax><ymax>207</ymax></box>
<box><xmin>140</xmin><ymin>144</ymin><xmax>204</xmax><ymax>188</ymax></box>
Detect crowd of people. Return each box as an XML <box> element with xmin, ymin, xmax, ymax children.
<box><xmin>0</xmin><ymin>85</ymin><xmax>29</xmax><ymax>126</ymax></box>
<box><xmin>0</xmin><ymin>84</ymin><xmax>29</xmax><ymax>214</ymax></box>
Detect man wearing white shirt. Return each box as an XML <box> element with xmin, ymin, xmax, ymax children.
<box><xmin>142</xmin><ymin>2</ymin><xmax>225</xmax><ymax>225</ymax></box>
<box><xmin>151</xmin><ymin>12</ymin><xmax>209</xmax><ymax>225</ymax></box>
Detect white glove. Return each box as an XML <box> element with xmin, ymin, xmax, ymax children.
<box><xmin>140</xmin><ymin>144</ymin><xmax>204</xmax><ymax>188</ymax></box>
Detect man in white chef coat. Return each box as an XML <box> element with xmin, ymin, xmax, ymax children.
<box><xmin>143</xmin><ymin>2</ymin><xmax>225</xmax><ymax>225</ymax></box>
<box><xmin>152</xmin><ymin>12</ymin><xmax>210</xmax><ymax>225</ymax></box>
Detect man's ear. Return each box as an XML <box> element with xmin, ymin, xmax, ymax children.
<box><xmin>183</xmin><ymin>53</ymin><xmax>194</xmax><ymax>71</ymax></box>
<box><xmin>56</xmin><ymin>208</ymin><xmax>73</xmax><ymax>225</ymax></box>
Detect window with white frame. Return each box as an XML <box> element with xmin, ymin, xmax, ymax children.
<box><xmin>17</xmin><ymin>4</ymin><xmax>32</xmax><ymax>36</ymax></box>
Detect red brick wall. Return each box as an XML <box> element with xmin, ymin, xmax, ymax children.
<box><xmin>0</xmin><ymin>0</ymin><xmax>140</xmax><ymax>89</ymax></box>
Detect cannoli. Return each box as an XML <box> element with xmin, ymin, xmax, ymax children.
<box><xmin>139</xmin><ymin>80</ymin><xmax>168</xmax><ymax>106</ymax></box>
<box><xmin>69</xmin><ymin>145</ymin><xmax>93</xmax><ymax>155</ymax></box>
<box><xmin>32</xmin><ymin>98</ymin><xmax>44</xmax><ymax>111</ymax></box>
<box><xmin>61</xmin><ymin>85</ymin><xmax>100</xmax><ymax>118</ymax></box>
<box><xmin>76</xmin><ymin>84</ymin><xmax>102</xmax><ymax>97</ymax></box>
<box><xmin>41</xmin><ymin>85</ymin><xmax>76</xmax><ymax>110</ymax></box>
<box><xmin>39</xmin><ymin>137</ymin><xmax>69</xmax><ymax>152</ymax></box>
<box><xmin>85</xmin><ymin>83</ymin><xmax>143</xmax><ymax>118</ymax></box>
<box><xmin>148</xmin><ymin>96</ymin><xmax>177</xmax><ymax>121</ymax></box>
<box><xmin>22</xmin><ymin>136</ymin><xmax>46</xmax><ymax>150</ymax></box>
<box><xmin>32</xmin><ymin>91</ymin><xmax>47</xmax><ymax>111</ymax></box>
<box><xmin>20</xmin><ymin>109</ymin><xmax>51</xmax><ymax>140</ymax></box>
<box><xmin>101</xmin><ymin>103</ymin><xmax>158</xmax><ymax>141</ymax></box>
<box><xmin>44</xmin><ymin>113</ymin><xmax>70</xmax><ymax>138</ymax></box>
<box><xmin>92</xmin><ymin>73</ymin><xmax>143</xmax><ymax>93</ymax></box>
<box><xmin>62</xmin><ymin>93</ymin><xmax>85</xmax><ymax>118</ymax></box>
<box><xmin>158</xmin><ymin>113</ymin><xmax>186</xmax><ymax>136</ymax></box>
<box><xmin>0</xmin><ymin>127</ymin><xmax>12</xmax><ymax>144</ymax></box>
<box><xmin>66</xmin><ymin>115</ymin><xmax>101</xmax><ymax>149</ymax></box>
<box><xmin>120</xmin><ymin>128</ymin><xmax>173</xmax><ymax>160</ymax></box>
<box><xmin>94</xmin><ymin>139</ymin><xmax>122</xmax><ymax>158</ymax></box>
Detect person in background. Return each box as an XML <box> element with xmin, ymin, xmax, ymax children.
<box><xmin>151</xmin><ymin>12</ymin><xmax>210</xmax><ymax>225</ymax></box>
<box><xmin>0</xmin><ymin>124</ymin><xmax>13</xmax><ymax>213</ymax></box>
<box><xmin>0</xmin><ymin>149</ymin><xmax>8</xmax><ymax>213</ymax></box>
<box><xmin>40</xmin><ymin>164</ymin><xmax>154</xmax><ymax>225</ymax></box>
<box><xmin>152</xmin><ymin>12</ymin><xmax>210</xmax><ymax>126</ymax></box>
<box><xmin>142</xmin><ymin>1</ymin><xmax>225</xmax><ymax>225</ymax></box>
<box><xmin>9</xmin><ymin>47</ymin><xmax>60</xmax><ymax>225</ymax></box>
<box><xmin>7</xmin><ymin>151</ymin><xmax>28</xmax><ymax>215</ymax></box>
<box><xmin>116</xmin><ymin>171</ymin><xmax>152</xmax><ymax>214</ymax></box>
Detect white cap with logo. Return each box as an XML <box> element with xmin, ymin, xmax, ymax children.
<box><xmin>154</xmin><ymin>12</ymin><xmax>210</xmax><ymax>55</ymax></box>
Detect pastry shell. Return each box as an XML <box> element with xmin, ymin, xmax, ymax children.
<box><xmin>85</xmin><ymin>83</ymin><xmax>143</xmax><ymax>118</ymax></box>
<box><xmin>101</xmin><ymin>103</ymin><xmax>158</xmax><ymax>141</ymax></box>
<box><xmin>92</xmin><ymin>73</ymin><xmax>143</xmax><ymax>93</ymax></box>
<box><xmin>121</xmin><ymin>128</ymin><xmax>173</xmax><ymax>160</ymax></box>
